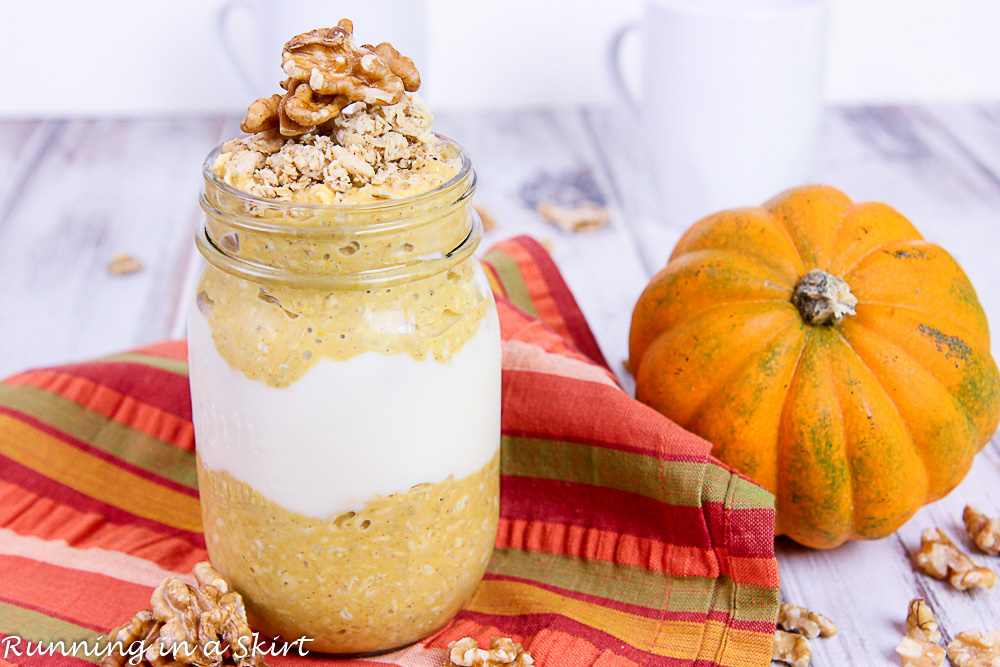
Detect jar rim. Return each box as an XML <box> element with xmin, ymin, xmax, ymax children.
<box><xmin>196</xmin><ymin>133</ymin><xmax>481</xmax><ymax>290</ymax></box>
<box><xmin>201</xmin><ymin>133</ymin><xmax>474</xmax><ymax>219</ymax></box>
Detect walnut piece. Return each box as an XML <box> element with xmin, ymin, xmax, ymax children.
<box><xmin>537</xmin><ymin>201</ymin><xmax>611</xmax><ymax>233</ymax></box>
<box><xmin>907</xmin><ymin>598</ymin><xmax>941</xmax><ymax>643</ymax></box>
<box><xmin>101</xmin><ymin>562</ymin><xmax>265</xmax><ymax>667</ymax></box>
<box><xmin>103</xmin><ymin>610</ymin><xmax>159</xmax><ymax>667</ymax></box>
<box><xmin>915</xmin><ymin>528</ymin><xmax>997</xmax><ymax>591</ymax></box>
<box><xmin>447</xmin><ymin>637</ymin><xmax>534</xmax><ymax>667</ymax></box>
<box><xmin>282</xmin><ymin>20</ymin><xmax>416</xmax><ymax>105</ymax></box>
<box><xmin>107</xmin><ymin>253</ymin><xmax>144</xmax><ymax>275</ymax></box>
<box><xmin>897</xmin><ymin>636</ymin><xmax>946</xmax><ymax>667</ymax></box>
<box><xmin>241</xmin><ymin>94</ymin><xmax>282</xmax><ymax>134</ymax></box>
<box><xmin>947</xmin><ymin>629</ymin><xmax>1000</xmax><ymax>667</ymax></box>
<box><xmin>240</xmin><ymin>19</ymin><xmax>421</xmax><ymax>137</ymax></box>
<box><xmin>368</xmin><ymin>42</ymin><xmax>420</xmax><ymax>92</ymax></box>
<box><xmin>777</xmin><ymin>602</ymin><xmax>837</xmax><ymax>639</ymax></box>
<box><xmin>896</xmin><ymin>599</ymin><xmax>945</xmax><ymax>667</ymax></box>
<box><xmin>964</xmin><ymin>505</ymin><xmax>1000</xmax><ymax>555</ymax></box>
<box><xmin>772</xmin><ymin>629</ymin><xmax>811</xmax><ymax>667</ymax></box>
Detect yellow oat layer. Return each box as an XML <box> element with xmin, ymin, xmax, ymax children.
<box><xmin>197</xmin><ymin>453</ymin><xmax>500</xmax><ymax>655</ymax></box>
<box><xmin>195</xmin><ymin>255</ymin><xmax>488</xmax><ymax>387</ymax></box>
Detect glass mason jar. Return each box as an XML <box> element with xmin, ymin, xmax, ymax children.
<box><xmin>188</xmin><ymin>138</ymin><xmax>501</xmax><ymax>655</ymax></box>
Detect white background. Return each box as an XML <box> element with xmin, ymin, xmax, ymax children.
<box><xmin>1</xmin><ymin>0</ymin><xmax>999</xmax><ymax>117</ymax></box>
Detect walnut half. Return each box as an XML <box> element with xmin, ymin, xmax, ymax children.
<box><xmin>914</xmin><ymin>527</ymin><xmax>997</xmax><ymax>591</ymax></box>
<box><xmin>906</xmin><ymin>598</ymin><xmax>941</xmax><ymax>643</ymax></box>
<box><xmin>896</xmin><ymin>599</ymin><xmax>945</xmax><ymax>667</ymax></box>
<box><xmin>448</xmin><ymin>637</ymin><xmax>534</xmax><ymax>667</ymax></box>
<box><xmin>897</xmin><ymin>636</ymin><xmax>946</xmax><ymax>667</ymax></box>
<box><xmin>964</xmin><ymin>505</ymin><xmax>1000</xmax><ymax>555</ymax></box>
<box><xmin>772</xmin><ymin>629</ymin><xmax>811</xmax><ymax>667</ymax></box>
<box><xmin>777</xmin><ymin>602</ymin><xmax>837</xmax><ymax>639</ymax></box>
<box><xmin>102</xmin><ymin>562</ymin><xmax>265</xmax><ymax>667</ymax></box>
<box><xmin>947</xmin><ymin>629</ymin><xmax>1000</xmax><ymax>667</ymax></box>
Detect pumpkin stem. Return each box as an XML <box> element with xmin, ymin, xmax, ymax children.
<box><xmin>793</xmin><ymin>269</ymin><xmax>858</xmax><ymax>326</ymax></box>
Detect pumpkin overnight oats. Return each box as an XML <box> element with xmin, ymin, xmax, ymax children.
<box><xmin>188</xmin><ymin>20</ymin><xmax>501</xmax><ymax>655</ymax></box>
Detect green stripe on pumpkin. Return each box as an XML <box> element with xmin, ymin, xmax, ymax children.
<box><xmin>98</xmin><ymin>353</ymin><xmax>189</xmax><ymax>377</ymax></box>
<box><xmin>0</xmin><ymin>385</ymin><xmax>198</xmax><ymax>489</ymax></box>
<box><xmin>502</xmin><ymin>435</ymin><xmax>705</xmax><ymax>507</ymax></box>
<box><xmin>0</xmin><ymin>601</ymin><xmax>106</xmax><ymax>664</ymax></box>
<box><xmin>482</xmin><ymin>249</ymin><xmax>538</xmax><ymax>317</ymax></box>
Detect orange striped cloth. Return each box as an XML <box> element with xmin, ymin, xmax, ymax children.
<box><xmin>0</xmin><ymin>236</ymin><xmax>779</xmax><ymax>667</ymax></box>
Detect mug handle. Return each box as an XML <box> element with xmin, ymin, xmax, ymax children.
<box><xmin>607</xmin><ymin>21</ymin><xmax>640</xmax><ymax>110</ymax></box>
<box><xmin>216</xmin><ymin>0</ymin><xmax>259</xmax><ymax>96</ymax></box>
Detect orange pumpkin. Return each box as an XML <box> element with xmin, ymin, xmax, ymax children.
<box><xmin>629</xmin><ymin>185</ymin><xmax>1000</xmax><ymax>549</ymax></box>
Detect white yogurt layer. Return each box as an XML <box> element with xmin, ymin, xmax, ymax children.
<box><xmin>188</xmin><ymin>296</ymin><xmax>501</xmax><ymax>519</ymax></box>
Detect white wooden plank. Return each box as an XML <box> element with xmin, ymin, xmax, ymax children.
<box><xmin>0</xmin><ymin>117</ymin><xmax>228</xmax><ymax>378</ymax></box>
<box><xmin>814</xmin><ymin>105</ymin><xmax>1000</xmax><ymax>356</ymax></box>
<box><xmin>0</xmin><ymin>120</ymin><xmax>57</xmax><ymax>221</ymax></box>
<box><xmin>435</xmin><ymin>109</ymin><xmax>651</xmax><ymax>392</ymax></box>
<box><xmin>1</xmin><ymin>107</ymin><xmax>999</xmax><ymax>667</ymax></box>
<box><xmin>583</xmin><ymin>106</ymin><xmax>691</xmax><ymax>276</ymax></box>
<box><xmin>919</xmin><ymin>103</ymin><xmax>1000</xmax><ymax>180</ymax></box>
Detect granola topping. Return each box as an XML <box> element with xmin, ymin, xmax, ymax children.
<box><xmin>216</xmin><ymin>93</ymin><xmax>453</xmax><ymax>204</ymax></box>
<box><xmin>218</xmin><ymin>18</ymin><xmax>455</xmax><ymax>204</ymax></box>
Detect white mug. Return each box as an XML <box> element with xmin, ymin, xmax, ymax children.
<box><xmin>216</xmin><ymin>0</ymin><xmax>429</xmax><ymax>103</ymax></box>
<box><xmin>610</xmin><ymin>0</ymin><xmax>830</xmax><ymax>225</ymax></box>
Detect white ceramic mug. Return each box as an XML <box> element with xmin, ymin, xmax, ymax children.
<box><xmin>216</xmin><ymin>0</ymin><xmax>429</xmax><ymax>102</ymax></box>
<box><xmin>610</xmin><ymin>0</ymin><xmax>830</xmax><ymax>225</ymax></box>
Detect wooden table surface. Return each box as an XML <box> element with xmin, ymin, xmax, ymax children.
<box><xmin>3</xmin><ymin>104</ymin><xmax>1000</xmax><ymax>666</ymax></box>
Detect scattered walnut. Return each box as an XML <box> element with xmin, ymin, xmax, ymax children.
<box><xmin>907</xmin><ymin>598</ymin><xmax>941</xmax><ymax>643</ymax></box>
<box><xmin>103</xmin><ymin>610</ymin><xmax>160</xmax><ymax>667</ymax></box>
<box><xmin>897</xmin><ymin>636</ymin><xmax>946</xmax><ymax>667</ymax></box>
<box><xmin>914</xmin><ymin>528</ymin><xmax>997</xmax><ymax>591</ymax></box>
<box><xmin>537</xmin><ymin>201</ymin><xmax>611</xmax><ymax>233</ymax></box>
<box><xmin>777</xmin><ymin>602</ymin><xmax>837</xmax><ymax>639</ymax></box>
<box><xmin>896</xmin><ymin>599</ymin><xmax>945</xmax><ymax>667</ymax></box>
<box><xmin>947</xmin><ymin>629</ymin><xmax>1000</xmax><ymax>667</ymax></box>
<box><xmin>107</xmin><ymin>253</ymin><xmax>144</xmax><ymax>275</ymax></box>
<box><xmin>772</xmin><ymin>629</ymin><xmax>811</xmax><ymax>667</ymax></box>
<box><xmin>474</xmin><ymin>203</ymin><xmax>498</xmax><ymax>232</ymax></box>
<box><xmin>101</xmin><ymin>562</ymin><xmax>265</xmax><ymax>667</ymax></box>
<box><xmin>447</xmin><ymin>637</ymin><xmax>534</xmax><ymax>667</ymax></box>
<box><xmin>964</xmin><ymin>505</ymin><xmax>1000</xmax><ymax>555</ymax></box>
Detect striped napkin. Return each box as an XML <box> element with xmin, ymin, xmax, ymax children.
<box><xmin>0</xmin><ymin>236</ymin><xmax>779</xmax><ymax>667</ymax></box>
